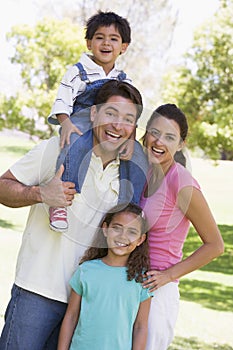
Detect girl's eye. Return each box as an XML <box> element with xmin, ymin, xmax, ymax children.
<box><xmin>112</xmin><ymin>225</ymin><xmax>122</xmax><ymax>232</ymax></box>
<box><xmin>128</xmin><ymin>230</ymin><xmax>138</xmax><ymax>236</ymax></box>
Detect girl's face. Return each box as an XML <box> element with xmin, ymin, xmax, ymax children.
<box><xmin>145</xmin><ymin>116</ymin><xmax>184</xmax><ymax>170</ymax></box>
<box><xmin>103</xmin><ymin>212</ymin><xmax>146</xmax><ymax>258</ymax></box>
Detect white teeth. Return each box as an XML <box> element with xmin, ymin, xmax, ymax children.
<box><xmin>106</xmin><ymin>130</ymin><xmax>121</xmax><ymax>138</ymax></box>
<box><xmin>152</xmin><ymin>146</ymin><xmax>164</xmax><ymax>154</ymax></box>
<box><xmin>115</xmin><ymin>241</ymin><xmax>128</xmax><ymax>247</ymax></box>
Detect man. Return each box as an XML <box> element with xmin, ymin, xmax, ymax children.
<box><xmin>0</xmin><ymin>80</ymin><xmax>148</xmax><ymax>349</ymax></box>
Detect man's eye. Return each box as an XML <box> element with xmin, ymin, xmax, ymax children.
<box><xmin>166</xmin><ymin>136</ymin><xmax>176</xmax><ymax>141</ymax></box>
<box><xmin>125</xmin><ymin>118</ymin><xmax>134</xmax><ymax>125</ymax></box>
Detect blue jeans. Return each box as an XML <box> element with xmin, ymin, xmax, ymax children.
<box><xmin>0</xmin><ymin>284</ymin><xmax>67</xmax><ymax>350</ymax></box>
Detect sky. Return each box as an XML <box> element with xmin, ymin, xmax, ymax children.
<box><xmin>0</xmin><ymin>0</ymin><xmax>219</xmax><ymax>95</ymax></box>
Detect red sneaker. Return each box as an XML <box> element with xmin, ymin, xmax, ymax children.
<box><xmin>49</xmin><ymin>207</ymin><xmax>68</xmax><ymax>232</ymax></box>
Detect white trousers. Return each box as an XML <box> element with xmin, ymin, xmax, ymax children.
<box><xmin>146</xmin><ymin>282</ymin><xmax>180</xmax><ymax>350</ymax></box>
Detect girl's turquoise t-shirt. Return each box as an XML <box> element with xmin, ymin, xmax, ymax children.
<box><xmin>69</xmin><ymin>259</ymin><xmax>152</xmax><ymax>350</ymax></box>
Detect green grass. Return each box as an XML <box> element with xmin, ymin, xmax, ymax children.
<box><xmin>169</xmin><ymin>337</ymin><xmax>233</xmax><ymax>350</ymax></box>
<box><xmin>0</xmin><ymin>131</ymin><xmax>233</xmax><ymax>349</ymax></box>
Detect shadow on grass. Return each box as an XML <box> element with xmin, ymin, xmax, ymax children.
<box><xmin>183</xmin><ymin>225</ymin><xmax>233</xmax><ymax>275</ymax></box>
<box><xmin>0</xmin><ymin>145</ymin><xmax>32</xmax><ymax>157</ymax></box>
<box><xmin>179</xmin><ymin>279</ymin><xmax>233</xmax><ymax>312</ymax></box>
<box><xmin>169</xmin><ymin>336</ymin><xmax>233</xmax><ymax>350</ymax></box>
<box><xmin>0</xmin><ymin>219</ymin><xmax>15</xmax><ymax>229</ymax></box>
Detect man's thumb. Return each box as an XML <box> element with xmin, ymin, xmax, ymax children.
<box><xmin>56</xmin><ymin>164</ymin><xmax>64</xmax><ymax>179</ymax></box>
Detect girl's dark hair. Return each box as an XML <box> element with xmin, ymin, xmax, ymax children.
<box><xmin>79</xmin><ymin>203</ymin><xmax>150</xmax><ymax>283</ymax></box>
<box><xmin>143</xmin><ymin>103</ymin><xmax>189</xmax><ymax>143</ymax></box>
<box><xmin>94</xmin><ymin>80</ymin><xmax>143</xmax><ymax>121</ymax></box>
<box><xmin>85</xmin><ymin>10</ymin><xmax>131</xmax><ymax>44</ymax></box>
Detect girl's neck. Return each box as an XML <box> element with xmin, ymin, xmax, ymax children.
<box><xmin>102</xmin><ymin>254</ymin><xmax>128</xmax><ymax>267</ymax></box>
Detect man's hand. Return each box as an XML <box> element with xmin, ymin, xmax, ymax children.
<box><xmin>40</xmin><ymin>165</ymin><xmax>76</xmax><ymax>207</ymax></box>
<box><xmin>119</xmin><ymin>139</ymin><xmax>135</xmax><ymax>160</ymax></box>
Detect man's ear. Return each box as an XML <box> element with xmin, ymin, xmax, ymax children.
<box><xmin>90</xmin><ymin>105</ymin><xmax>97</xmax><ymax>122</ymax></box>
<box><xmin>120</xmin><ymin>43</ymin><xmax>129</xmax><ymax>55</ymax></box>
<box><xmin>86</xmin><ymin>39</ymin><xmax>92</xmax><ymax>51</ymax></box>
<box><xmin>136</xmin><ymin>233</ymin><xmax>146</xmax><ymax>246</ymax></box>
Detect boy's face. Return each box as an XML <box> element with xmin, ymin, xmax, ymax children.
<box><xmin>90</xmin><ymin>95</ymin><xmax>137</xmax><ymax>163</ymax></box>
<box><xmin>86</xmin><ymin>25</ymin><xmax>128</xmax><ymax>71</ymax></box>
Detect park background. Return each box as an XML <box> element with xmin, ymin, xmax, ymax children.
<box><xmin>0</xmin><ymin>0</ymin><xmax>233</xmax><ymax>349</ymax></box>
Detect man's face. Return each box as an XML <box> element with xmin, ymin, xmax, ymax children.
<box><xmin>90</xmin><ymin>95</ymin><xmax>138</xmax><ymax>162</ymax></box>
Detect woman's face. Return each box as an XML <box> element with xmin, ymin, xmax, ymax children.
<box><xmin>145</xmin><ymin>116</ymin><xmax>183</xmax><ymax>168</ymax></box>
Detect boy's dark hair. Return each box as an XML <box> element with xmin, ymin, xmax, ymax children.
<box><xmin>85</xmin><ymin>10</ymin><xmax>131</xmax><ymax>44</ymax></box>
<box><xmin>94</xmin><ymin>80</ymin><xmax>143</xmax><ymax>121</ymax></box>
<box><xmin>79</xmin><ymin>203</ymin><xmax>150</xmax><ymax>283</ymax></box>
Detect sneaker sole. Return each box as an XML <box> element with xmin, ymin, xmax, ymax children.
<box><xmin>49</xmin><ymin>223</ymin><xmax>68</xmax><ymax>233</ymax></box>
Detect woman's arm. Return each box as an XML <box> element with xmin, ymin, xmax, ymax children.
<box><xmin>0</xmin><ymin>166</ymin><xmax>76</xmax><ymax>208</ymax></box>
<box><xmin>57</xmin><ymin>290</ymin><xmax>81</xmax><ymax>350</ymax></box>
<box><xmin>143</xmin><ymin>187</ymin><xmax>224</xmax><ymax>291</ymax></box>
<box><xmin>132</xmin><ymin>298</ymin><xmax>151</xmax><ymax>350</ymax></box>
<box><xmin>169</xmin><ymin>186</ymin><xmax>224</xmax><ymax>279</ymax></box>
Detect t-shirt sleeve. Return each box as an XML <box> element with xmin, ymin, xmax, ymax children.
<box><xmin>69</xmin><ymin>266</ymin><xmax>83</xmax><ymax>296</ymax></box>
<box><xmin>170</xmin><ymin>163</ymin><xmax>201</xmax><ymax>199</ymax></box>
<box><xmin>140</xmin><ymin>286</ymin><xmax>154</xmax><ymax>302</ymax></box>
<box><xmin>10</xmin><ymin>136</ymin><xmax>59</xmax><ymax>186</ymax></box>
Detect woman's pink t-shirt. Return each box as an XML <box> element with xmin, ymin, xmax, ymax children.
<box><xmin>140</xmin><ymin>162</ymin><xmax>200</xmax><ymax>271</ymax></box>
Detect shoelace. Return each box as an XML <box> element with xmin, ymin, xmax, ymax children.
<box><xmin>51</xmin><ymin>208</ymin><xmax>67</xmax><ymax>219</ymax></box>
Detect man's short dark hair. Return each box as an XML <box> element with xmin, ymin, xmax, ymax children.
<box><xmin>94</xmin><ymin>80</ymin><xmax>143</xmax><ymax>121</ymax></box>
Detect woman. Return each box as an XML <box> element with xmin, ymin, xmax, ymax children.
<box><xmin>140</xmin><ymin>104</ymin><xmax>224</xmax><ymax>350</ymax></box>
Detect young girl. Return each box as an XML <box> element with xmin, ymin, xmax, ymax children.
<box><xmin>57</xmin><ymin>203</ymin><xmax>153</xmax><ymax>350</ymax></box>
<box><xmin>140</xmin><ymin>104</ymin><xmax>224</xmax><ymax>350</ymax></box>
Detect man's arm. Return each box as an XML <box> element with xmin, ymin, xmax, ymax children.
<box><xmin>0</xmin><ymin>166</ymin><xmax>76</xmax><ymax>208</ymax></box>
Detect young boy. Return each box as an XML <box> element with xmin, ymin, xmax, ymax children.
<box><xmin>48</xmin><ymin>11</ymin><xmax>146</xmax><ymax>232</ymax></box>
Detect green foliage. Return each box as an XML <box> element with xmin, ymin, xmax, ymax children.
<box><xmin>0</xmin><ymin>17</ymin><xmax>86</xmax><ymax>138</ymax></box>
<box><xmin>161</xmin><ymin>1</ymin><xmax>233</xmax><ymax>160</ymax></box>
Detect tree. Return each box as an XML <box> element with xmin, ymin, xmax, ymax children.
<box><xmin>161</xmin><ymin>0</ymin><xmax>233</xmax><ymax>160</ymax></box>
<box><xmin>38</xmin><ymin>0</ymin><xmax>178</xmax><ymax>104</ymax></box>
<box><xmin>0</xmin><ymin>17</ymin><xmax>86</xmax><ymax>138</ymax></box>
<box><xmin>0</xmin><ymin>0</ymin><xmax>177</xmax><ymax>138</ymax></box>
